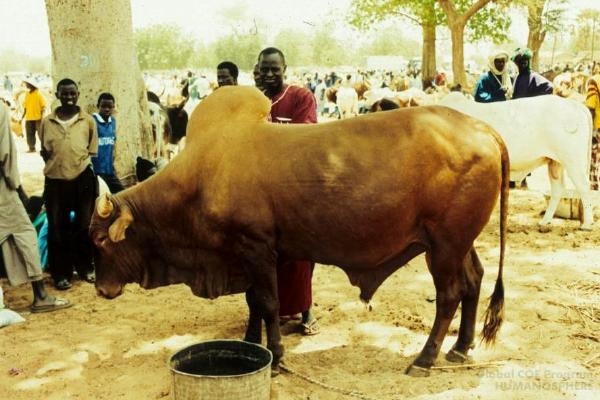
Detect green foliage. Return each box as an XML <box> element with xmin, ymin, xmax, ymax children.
<box><xmin>134</xmin><ymin>24</ymin><xmax>195</xmax><ymax>70</ymax></box>
<box><xmin>311</xmin><ymin>27</ymin><xmax>352</xmax><ymax>67</ymax></box>
<box><xmin>572</xmin><ymin>8</ymin><xmax>600</xmax><ymax>55</ymax></box>
<box><xmin>467</xmin><ymin>2</ymin><xmax>511</xmax><ymax>43</ymax></box>
<box><xmin>347</xmin><ymin>0</ymin><xmax>511</xmax><ymax>45</ymax></box>
<box><xmin>347</xmin><ymin>0</ymin><xmax>441</xmax><ymax>30</ymax></box>
<box><xmin>358</xmin><ymin>25</ymin><xmax>421</xmax><ymax>57</ymax></box>
<box><xmin>211</xmin><ymin>31</ymin><xmax>266</xmax><ymax>70</ymax></box>
<box><xmin>273</xmin><ymin>29</ymin><xmax>314</xmax><ymax>66</ymax></box>
<box><xmin>0</xmin><ymin>49</ymin><xmax>49</xmax><ymax>73</ymax></box>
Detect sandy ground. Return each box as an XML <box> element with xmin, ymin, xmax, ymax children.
<box><xmin>1</xmin><ymin>133</ymin><xmax>599</xmax><ymax>400</ymax></box>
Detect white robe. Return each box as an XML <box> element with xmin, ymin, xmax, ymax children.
<box><xmin>0</xmin><ymin>102</ymin><xmax>44</xmax><ymax>286</ymax></box>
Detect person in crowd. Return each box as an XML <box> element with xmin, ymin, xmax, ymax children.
<box><xmin>21</xmin><ymin>78</ymin><xmax>46</xmax><ymax>153</ymax></box>
<box><xmin>92</xmin><ymin>92</ymin><xmax>124</xmax><ymax>193</ymax></box>
<box><xmin>40</xmin><ymin>78</ymin><xmax>98</xmax><ymax>290</ymax></box>
<box><xmin>585</xmin><ymin>78</ymin><xmax>600</xmax><ymax>190</ymax></box>
<box><xmin>253</xmin><ymin>63</ymin><xmax>263</xmax><ymax>92</ymax></box>
<box><xmin>474</xmin><ymin>51</ymin><xmax>513</xmax><ymax>103</ymax></box>
<box><xmin>511</xmin><ymin>48</ymin><xmax>553</xmax><ymax>99</ymax></box>
<box><xmin>0</xmin><ymin>101</ymin><xmax>72</xmax><ymax>313</ymax></box>
<box><xmin>314</xmin><ymin>78</ymin><xmax>327</xmax><ymax>116</ymax></box>
<box><xmin>511</xmin><ymin>48</ymin><xmax>553</xmax><ymax>189</ymax></box>
<box><xmin>3</xmin><ymin>75</ymin><xmax>13</xmax><ymax>94</ymax></box>
<box><xmin>257</xmin><ymin>46</ymin><xmax>319</xmax><ymax>335</ymax></box>
<box><xmin>216</xmin><ymin>61</ymin><xmax>239</xmax><ymax>87</ymax></box>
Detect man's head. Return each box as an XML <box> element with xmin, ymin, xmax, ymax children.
<box><xmin>489</xmin><ymin>51</ymin><xmax>509</xmax><ymax>75</ymax></box>
<box><xmin>55</xmin><ymin>78</ymin><xmax>79</xmax><ymax>108</ymax></box>
<box><xmin>258</xmin><ymin>47</ymin><xmax>286</xmax><ymax>95</ymax></box>
<box><xmin>512</xmin><ymin>48</ymin><xmax>533</xmax><ymax>74</ymax></box>
<box><xmin>23</xmin><ymin>78</ymin><xmax>37</xmax><ymax>91</ymax></box>
<box><xmin>97</xmin><ymin>92</ymin><xmax>115</xmax><ymax>120</ymax></box>
<box><xmin>253</xmin><ymin>64</ymin><xmax>262</xmax><ymax>90</ymax></box>
<box><xmin>216</xmin><ymin>61</ymin><xmax>239</xmax><ymax>87</ymax></box>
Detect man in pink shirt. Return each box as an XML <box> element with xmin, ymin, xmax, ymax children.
<box><xmin>257</xmin><ymin>47</ymin><xmax>319</xmax><ymax>335</ymax></box>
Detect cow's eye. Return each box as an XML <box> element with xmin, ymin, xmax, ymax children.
<box><xmin>93</xmin><ymin>231</ymin><xmax>109</xmax><ymax>247</ymax></box>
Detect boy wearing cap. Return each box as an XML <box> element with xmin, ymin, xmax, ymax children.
<box><xmin>21</xmin><ymin>78</ymin><xmax>46</xmax><ymax>153</ymax></box>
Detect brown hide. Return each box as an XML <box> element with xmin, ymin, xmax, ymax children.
<box><xmin>90</xmin><ymin>86</ymin><xmax>508</xmax><ymax>373</ymax></box>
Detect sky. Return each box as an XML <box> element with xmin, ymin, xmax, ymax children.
<box><xmin>0</xmin><ymin>0</ymin><xmax>598</xmax><ymax>58</ymax></box>
<box><xmin>0</xmin><ymin>0</ymin><xmax>352</xmax><ymax>57</ymax></box>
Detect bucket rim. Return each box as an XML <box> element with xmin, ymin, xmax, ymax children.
<box><xmin>168</xmin><ymin>339</ymin><xmax>273</xmax><ymax>378</ymax></box>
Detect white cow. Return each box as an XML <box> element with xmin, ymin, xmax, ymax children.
<box><xmin>336</xmin><ymin>86</ymin><xmax>359</xmax><ymax>119</ymax></box>
<box><xmin>439</xmin><ymin>92</ymin><xmax>594</xmax><ymax>230</ymax></box>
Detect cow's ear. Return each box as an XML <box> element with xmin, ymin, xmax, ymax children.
<box><xmin>108</xmin><ymin>205</ymin><xmax>134</xmax><ymax>242</ymax></box>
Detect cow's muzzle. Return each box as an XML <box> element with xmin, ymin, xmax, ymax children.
<box><xmin>96</xmin><ymin>284</ymin><xmax>123</xmax><ymax>299</ymax></box>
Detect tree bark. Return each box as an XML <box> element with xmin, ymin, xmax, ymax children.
<box><xmin>438</xmin><ymin>0</ymin><xmax>493</xmax><ymax>89</ymax></box>
<box><xmin>526</xmin><ymin>2</ymin><xmax>546</xmax><ymax>72</ymax></box>
<box><xmin>421</xmin><ymin>21</ymin><xmax>437</xmax><ymax>90</ymax></box>
<box><xmin>45</xmin><ymin>0</ymin><xmax>152</xmax><ymax>185</ymax></box>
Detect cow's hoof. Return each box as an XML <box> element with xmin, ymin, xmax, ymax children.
<box><xmin>405</xmin><ymin>364</ymin><xmax>431</xmax><ymax>377</ymax></box>
<box><xmin>271</xmin><ymin>365</ymin><xmax>280</xmax><ymax>377</ymax></box>
<box><xmin>445</xmin><ymin>349</ymin><xmax>472</xmax><ymax>364</ymax></box>
<box><xmin>538</xmin><ymin>224</ymin><xmax>552</xmax><ymax>233</ymax></box>
<box><xmin>579</xmin><ymin>224</ymin><xmax>593</xmax><ymax>232</ymax></box>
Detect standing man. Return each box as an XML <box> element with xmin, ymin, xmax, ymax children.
<box><xmin>21</xmin><ymin>78</ymin><xmax>46</xmax><ymax>153</ymax></box>
<box><xmin>216</xmin><ymin>61</ymin><xmax>239</xmax><ymax>87</ymax></box>
<box><xmin>511</xmin><ymin>48</ymin><xmax>553</xmax><ymax>99</ymax></box>
<box><xmin>40</xmin><ymin>78</ymin><xmax>98</xmax><ymax>290</ymax></box>
<box><xmin>511</xmin><ymin>48</ymin><xmax>553</xmax><ymax>189</ymax></box>
<box><xmin>473</xmin><ymin>51</ymin><xmax>513</xmax><ymax>103</ymax></box>
<box><xmin>258</xmin><ymin>46</ymin><xmax>319</xmax><ymax>335</ymax></box>
<box><xmin>253</xmin><ymin>64</ymin><xmax>263</xmax><ymax>92</ymax></box>
<box><xmin>0</xmin><ymin>101</ymin><xmax>72</xmax><ymax>313</ymax></box>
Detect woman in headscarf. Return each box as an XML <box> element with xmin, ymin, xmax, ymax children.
<box><xmin>511</xmin><ymin>47</ymin><xmax>553</xmax><ymax>99</ymax></box>
<box><xmin>585</xmin><ymin>78</ymin><xmax>600</xmax><ymax>190</ymax></box>
<box><xmin>473</xmin><ymin>51</ymin><xmax>513</xmax><ymax>103</ymax></box>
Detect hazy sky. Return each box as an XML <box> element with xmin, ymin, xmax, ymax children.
<box><xmin>1</xmin><ymin>0</ymin><xmax>597</xmax><ymax>58</ymax></box>
<box><xmin>1</xmin><ymin>0</ymin><xmax>351</xmax><ymax>57</ymax></box>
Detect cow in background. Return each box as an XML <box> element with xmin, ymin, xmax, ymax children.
<box><xmin>90</xmin><ymin>85</ymin><xmax>508</xmax><ymax>377</ymax></box>
<box><xmin>147</xmin><ymin>91</ymin><xmax>188</xmax><ymax>161</ymax></box>
<box><xmin>440</xmin><ymin>92</ymin><xmax>594</xmax><ymax>231</ymax></box>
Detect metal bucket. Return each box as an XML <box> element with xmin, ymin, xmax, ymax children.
<box><xmin>544</xmin><ymin>189</ymin><xmax>582</xmax><ymax>220</ymax></box>
<box><xmin>169</xmin><ymin>340</ymin><xmax>272</xmax><ymax>400</ymax></box>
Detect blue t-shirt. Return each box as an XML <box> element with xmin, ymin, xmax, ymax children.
<box><xmin>91</xmin><ymin>113</ymin><xmax>116</xmax><ymax>175</ymax></box>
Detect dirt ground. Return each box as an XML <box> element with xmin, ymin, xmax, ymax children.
<box><xmin>1</xmin><ymin>135</ymin><xmax>599</xmax><ymax>400</ymax></box>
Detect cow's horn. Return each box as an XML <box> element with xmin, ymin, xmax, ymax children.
<box><xmin>97</xmin><ymin>193</ymin><xmax>114</xmax><ymax>218</ymax></box>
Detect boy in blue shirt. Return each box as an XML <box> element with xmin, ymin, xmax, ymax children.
<box><xmin>92</xmin><ymin>92</ymin><xmax>124</xmax><ymax>193</ymax></box>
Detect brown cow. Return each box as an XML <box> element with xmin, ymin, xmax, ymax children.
<box><xmin>89</xmin><ymin>86</ymin><xmax>508</xmax><ymax>377</ymax></box>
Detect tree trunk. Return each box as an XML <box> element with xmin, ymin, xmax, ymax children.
<box><xmin>45</xmin><ymin>0</ymin><xmax>153</xmax><ymax>185</ymax></box>
<box><xmin>526</xmin><ymin>2</ymin><xmax>546</xmax><ymax>72</ymax></box>
<box><xmin>449</xmin><ymin>22</ymin><xmax>467</xmax><ymax>88</ymax></box>
<box><xmin>421</xmin><ymin>21</ymin><xmax>437</xmax><ymax>90</ymax></box>
<box><xmin>438</xmin><ymin>0</ymin><xmax>493</xmax><ymax>89</ymax></box>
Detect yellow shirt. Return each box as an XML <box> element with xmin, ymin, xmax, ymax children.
<box><xmin>23</xmin><ymin>89</ymin><xmax>46</xmax><ymax>121</ymax></box>
<box><xmin>585</xmin><ymin>90</ymin><xmax>600</xmax><ymax>130</ymax></box>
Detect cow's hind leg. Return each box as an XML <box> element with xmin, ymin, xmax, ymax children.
<box><xmin>407</xmin><ymin>248</ymin><xmax>465</xmax><ymax>377</ymax></box>
<box><xmin>446</xmin><ymin>248</ymin><xmax>483</xmax><ymax>363</ymax></box>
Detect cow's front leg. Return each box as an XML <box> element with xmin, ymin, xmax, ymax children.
<box><xmin>244</xmin><ymin>291</ymin><xmax>263</xmax><ymax>344</ymax></box>
<box><xmin>235</xmin><ymin>236</ymin><xmax>284</xmax><ymax>373</ymax></box>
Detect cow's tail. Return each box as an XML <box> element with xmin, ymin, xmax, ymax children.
<box><xmin>482</xmin><ymin>130</ymin><xmax>508</xmax><ymax>344</ymax></box>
